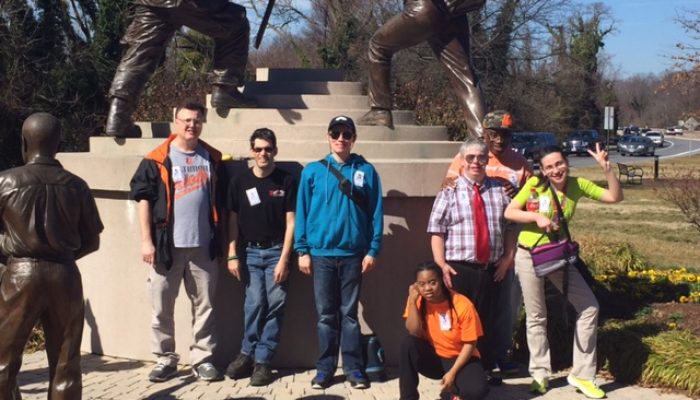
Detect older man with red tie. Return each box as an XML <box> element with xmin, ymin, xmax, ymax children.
<box><xmin>427</xmin><ymin>137</ymin><xmax>517</xmax><ymax>384</ymax></box>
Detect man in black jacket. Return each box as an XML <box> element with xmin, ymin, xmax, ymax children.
<box><xmin>106</xmin><ymin>0</ymin><xmax>255</xmax><ymax>138</ymax></box>
<box><xmin>357</xmin><ymin>0</ymin><xmax>486</xmax><ymax>137</ymax></box>
<box><xmin>0</xmin><ymin>112</ymin><xmax>104</xmax><ymax>400</ymax></box>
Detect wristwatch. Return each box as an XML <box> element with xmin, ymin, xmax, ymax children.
<box><xmin>297</xmin><ymin>250</ymin><xmax>309</xmax><ymax>257</ymax></box>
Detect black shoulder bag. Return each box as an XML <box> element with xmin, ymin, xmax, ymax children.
<box><xmin>318</xmin><ymin>159</ymin><xmax>369</xmax><ymax>214</ymax></box>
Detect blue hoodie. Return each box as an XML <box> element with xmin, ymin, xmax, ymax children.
<box><xmin>294</xmin><ymin>153</ymin><xmax>383</xmax><ymax>257</ymax></box>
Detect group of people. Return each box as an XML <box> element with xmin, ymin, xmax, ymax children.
<box><xmin>130</xmin><ymin>99</ymin><xmax>623</xmax><ymax>400</ymax></box>
<box><xmin>130</xmin><ymin>100</ymin><xmax>383</xmax><ymax>390</ymax></box>
<box><xmin>404</xmin><ymin>112</ymin><xmax>623</xmax><ymax>400</ymax></box>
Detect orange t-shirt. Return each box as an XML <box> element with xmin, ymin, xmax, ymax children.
<box><xmin>403</xmin><ymin>291</ymin><xmax>483</xmax><ymax>358</ymax></box>
<box><xmin>446</xmin><ymin>150</ymin><xmax>533</xmax><ymax>190</ymax></box>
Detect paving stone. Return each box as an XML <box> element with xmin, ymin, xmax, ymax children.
<box><xmin>14</xmin><ymin>352</ymin><xmax>696</xmax><ymax>400</ymax></box>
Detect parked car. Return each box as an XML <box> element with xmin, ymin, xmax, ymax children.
<box><xmin>665</xmin><ymin>126</ymin><xmax>684</xmax><ymax>136</ymax></box>
<box><xmin>511</xmin><ymin>132</ymin><xmax>559</xmax><ymax>162</ymax></box>
<box><xmin>562</xmin><ymin>129</ymin><xmax>604</xmax><ymax>155</ymax></box>
<box><xmin>618</xmin><ymin>135</ymin><xmax>655</xmax><ymax>156</ymax></box>
<box><xmin>643</xmin><ymin>130</ymin><xmax>665</xmax><ymax>147</ymax></box>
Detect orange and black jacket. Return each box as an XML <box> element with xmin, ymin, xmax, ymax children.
<box><xmin>129</xmin><ymin>135</ymin><xmax>227</xmax><ymax>268</ymax></box>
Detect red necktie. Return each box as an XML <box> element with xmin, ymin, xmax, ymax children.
<box><xmin>472</xmin><ymin>183</ymin><xmax>490</xmax><ymax>263</ymax></box>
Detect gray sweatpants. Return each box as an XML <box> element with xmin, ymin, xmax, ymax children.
<box><xmin>515</xmin><ymin>247</ymin><xmax>599</xmax><ymax>381</ymax></box>
<box><xmin>148</xmin><ymin>246</ymin><xmax>219</xmax><ymax>367</ymax></box>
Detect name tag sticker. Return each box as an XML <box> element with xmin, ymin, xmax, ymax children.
<box><xmin>353</xmin><ymin>170</ymin><xmax>365</xmax><ymax>187</ymax></box>
<box><xmin>246</xmin><ymin>188</ymin><xmax>261</xmax><ymax>206</ymax></box>
<box><xmin>539</xmin><ymin>196</ymin><xmax>551</xmax><ymax>213</ymax></box>
<box><xmin>439</xmin><ymin>312</ymin><xmax>452</xmax><ymax>331</ymax></box>
<box><xmin>172</xmin><ymin>166</ymin><xmax>183</xmax><ymax>182</ymax></box>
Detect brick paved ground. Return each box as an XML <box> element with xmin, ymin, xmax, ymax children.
<box><xmin>16</xmin><ymin>352</ymin><xmax>692</xmax><ymax>400</ymax></box>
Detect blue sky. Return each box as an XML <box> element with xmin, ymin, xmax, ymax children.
<box><xmin>581</xmin><ymin>0</ymin><xmax>699</xmax><ymax>77</ymax></box>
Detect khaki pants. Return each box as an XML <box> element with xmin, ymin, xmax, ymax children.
<box><xmin>515</xmin><ymin>248</ymin><xmax>599</xmax><ymax>381</ymax></box>
<box><xmin>148</xmin><ymin>247</ymin><xmax>219</xmax><ymax>367</ymax></box>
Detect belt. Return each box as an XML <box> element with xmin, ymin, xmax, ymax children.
<box><xmin>8</xmin><ymin>255</ymin><xmax>74</xmax><ymax>264</ymax></box>
<box><xmin>518</xmin><ymin>244</ymin><xmax>531</xmax><ymax>251</ymax></box>
<box><xmin>448</xmin><ymin>260</ymin><xmax>491</xmax><ymax>270</ymax></box>
<box><xmin>246</xmin><ymin>240</ymin><xmax>282</xmax><ymax>249</ymax></box>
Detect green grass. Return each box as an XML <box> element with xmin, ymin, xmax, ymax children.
<box><xmin>569</xmin><ymin>154</ymin><xmax>700</xmax><ymax>270</ymax></box>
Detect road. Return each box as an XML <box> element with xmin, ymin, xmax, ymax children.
<box><xmin>566</xmin><ymin>137</ymin><xmax>700</xmax><ymax>168</ymax></box>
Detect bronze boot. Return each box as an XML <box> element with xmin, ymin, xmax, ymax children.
<box><xmin>105</xmin><ymin>98</ymin><xmax>142</xmax><ymax>138</ymax></box>
<box><xmin>210</xmin><ymin>85</ymin><xmax>258</xmax><ymax>109</ymax></box>
<box><xmin>356</xmin><ymin>108</ymin><xmax>394</xmax><ymax>129</ymax></box>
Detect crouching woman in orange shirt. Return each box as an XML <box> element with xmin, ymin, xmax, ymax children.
<box><xmin>400</xmin><ymin>263</ymin><xmax>489</xmax><ymax>400</ymax></box>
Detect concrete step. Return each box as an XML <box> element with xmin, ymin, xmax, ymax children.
<box><xmin>243</xmin><ymin>81</ymin><xmax>363</xmax><ymax>95</ymax></box>
<box><xmin>57</xmin><ymin>152</ymin><xmax>451</xmax><ymax>197</ymax></box>
<box><xmin>256</xmin><ymin>68</ymin><xmax>344</xmax><ymax>82</ymax></box>
<box><xmin>133</xmin><ymin>122</ymin><xmax>447</xmax><ymax>140</ymax></box>
<box><xmin>204</xmin><ymin>108</ymin><xmax>416</xmax><ymax>125</ymax></box>
<box><xmin>206</xmin><ymin>94</ymin><xmax>369</xmax><ymax>109</ymax></box>
<box><xmin>89</xmin><ymin>137</ymin><xmax>460</xmax><ymax>159</ymax></box>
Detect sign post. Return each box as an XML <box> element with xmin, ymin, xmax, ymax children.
<box><xmin>604</xmin><ymin>106</ymin><xmax>615</xmax><ymax>147</ymax></box>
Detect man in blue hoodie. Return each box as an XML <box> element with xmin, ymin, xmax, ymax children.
<box><xmin>294</xmin><ymin>115</ymin><xmax>384</xmax><ymax>390</ymax></box>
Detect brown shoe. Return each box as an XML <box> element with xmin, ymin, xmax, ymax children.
<box><xmin>105</xmin><ymin>98</ymin><xmax>142</xmax><ymax>138</ymax></box>
<box><xmin>210</xmin><ymin>86</ymin><xmax>258</xmax><ymax>109</ymax></box>
<box><xmin>356</xmin><ymin>108</ymin><xmax>393</xmax><ymax>129</ymax></box>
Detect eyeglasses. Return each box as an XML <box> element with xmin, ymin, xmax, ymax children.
<box><xmin>176</xmin><ymin>118</ymin><xmax>203</xmax><ymax>126</ymax></box>
<box><xmin>464</xmin><ymin>154</ymin><xmax>489</xmax><ymax>164</ymax></box>
<box><xmin>329</xmin><ymin>130</ymin><xmax>355</xmax><ymax>140</ymax></box>
<box><xmin>252</xmin><ymin>146</ymin><xmax>274</xmax><ymax>153</ymax></box>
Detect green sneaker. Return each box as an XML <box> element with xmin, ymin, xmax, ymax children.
<box><xmin>529</xmin><ymin>378</ymin><xmax>548</xmax><ymax>394</ymax></box>
<box><xmin>567</xmin><ymin>375</ymin><xmax>606</xmax><ymax>399</ymax></box>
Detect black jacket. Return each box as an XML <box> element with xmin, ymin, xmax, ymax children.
<box><xmin>129</xmin><ymin>135</ymin><xmax>227</xmax><ymax>268</ymax></box>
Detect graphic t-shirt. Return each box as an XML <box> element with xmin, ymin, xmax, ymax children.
<box><xmin>226</xmin><ymin>167</ymin><xmax>297</xmax><ymax>244</ymax></box>
<box><xmin>170</xmin><ymin>144</ymin><xmax>212</xmax><ymax>248</ymax></box>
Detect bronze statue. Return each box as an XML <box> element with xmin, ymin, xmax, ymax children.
<box><xmin>0</xmin><ymin>113</ymin><xmax>104</xmax><ymax>399</ymax></box>
<box><xmin>106</xmin><ymin>0</ymin><xmax>256</xmax><ymax>138</ymax></box>
<box><xmin>357</xmin><ymin>0</ymin><xmax>486</xmax><ymax>137</ymax></box>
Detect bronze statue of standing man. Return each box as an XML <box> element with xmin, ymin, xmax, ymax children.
<box><xmin>106</xmin><ymin>0</ymin><xmax>256</xmax><ymax>138</ymax></box>
<box><xmin>0</xmin><ymin>113</ymin><xmax>104</xmax><ymax>399</ymax></box>
<box><xmin>357</xmin><ymin>0</ymin><xmax>486</xmax><ymax>138</ymax></box>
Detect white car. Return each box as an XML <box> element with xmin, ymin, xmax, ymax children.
<box><xmin>644</xmin><ymin>131</ymin><xmax>665</xmax><ymax>147</ymax></box>
<box><xmin>666</xmin><ymin>126</ymin><xmax>684</xmax><ymax>135</ymax></box>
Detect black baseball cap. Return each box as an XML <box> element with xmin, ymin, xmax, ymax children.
<box><xmin>328</xmin><ymin>115</ymin><xmax>356</xmax><ymax>134</ymax></box>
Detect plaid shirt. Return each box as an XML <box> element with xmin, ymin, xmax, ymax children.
<box><xmin>427</xmin><ymin>176</ymin><xmax>512</xmax><ymax>263</ymax></box>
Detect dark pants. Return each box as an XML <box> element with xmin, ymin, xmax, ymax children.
<box><xmin>399</xmin><ymin>335</ymin><xmax>488</xmax><ymax>400</ymax></box>
<box><xmin>366</xmin><ymin>0</ymin><xmax>485</xmax><ymax>137</ymax></box>
<box><xmin>0</xmin><ymin>259</ymin><xmax>84</xmax><ymax>400</ymax></box>
<box><xmin>109</xmin><ymin>1</ymin><xmax>249</xmax><ymax>100</ymax></box>
<box><xmin>311</xmin><ymin>255</ymin><xmax>364</xmax><ymax>375</ymax></box>
<box><xmin>449</xmin><ymin>261</ymin><xmax>502</xmax><ymax>371</ymax></box>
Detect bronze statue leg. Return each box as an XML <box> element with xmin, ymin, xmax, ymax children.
<box><xmin>0</xmin><ymin>262</ymin><xmax>45</xmax><ymax>399</ymax></box>
<box><xmin>427</xmin><ymin>15</ymin><xmax>485</xmax><ymax>138</ymax></box>
<box><xmin>174</xmin><ymin>2</ymin><xmax>250</xmax><ymax>87</ymax></box>
<box><xmin>106</xmin><ymin>6</ymin><xmax>177</xmax><ymax>137</ymax></box>
<box><xmin>366</xmin><ymin>0</ymin><xmax>442</xmax><ymax>111</ymax></box>
<box><xmin>41</xmin><ymin>262</ymin><xmax>84</xmax><ymax>400</ymax></box>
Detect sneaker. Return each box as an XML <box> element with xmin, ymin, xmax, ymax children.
<box><xmin>225</xmin><ymin>353</ymin><xmax>254</xmax><ymax>379</ymax></box>
<box><xmin>311</xmin><ymin>371</ymin><xmax>333</xmax><ymax>389</ymax></box>
<box><xmin>567</xmin><ymin>375</ymin><xmax>606</xmax><ymax>399</ymax></box>
<box><xmin>148</xmin><ymin>363</ymin><xmax>177</xmax><ymax>382</ymax></box>
<box><xmin>346</xmin><ymin>370</ymin><xmax>369</xmax><ymax>389</ymax></box>
<box><xmin>192</xmin><ymin>362</ymin><xmax>223</xmax><ymax>382</ymax></box>
<box><xmin>529</xmin><ymin>377</ymin><xmax>548</xmax><ymax>394</ymax></box>
<box><xmin>496</xmin><ymin>360</ymin><xmax>520</xmax><ymax>375</ymax></box>
<box><xmin>486</xmin><ymin>372</ymin><xmax>502</xmax><ymax>386</ymax></box>
<box><xmin>250</xmin><ymin>363</ymin><xmax>273</xmax><ymax>386</ymax></box>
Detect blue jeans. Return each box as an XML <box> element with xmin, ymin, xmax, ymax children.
<box><xmin>240</xmin><ymin>245</ymin><xmax>288</xmax><ymax>364</ymax></box>
<box><xmin>312</xmin><ymin>255</ymin><xmax>363</xmax><ymax>375</ymax></box>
